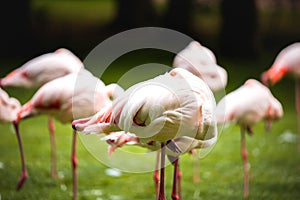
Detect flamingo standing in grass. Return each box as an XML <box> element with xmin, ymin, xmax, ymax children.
<box><xmin>173</xmin><ymin>40</ymin><xmax>227</xmax><ymax>182</ymax></box>
<box><xmin>216</xmin><ymin>79</ymin><xmax>283</xmax><ymax>198</ymax></box>
<box><xmin>0</xmin><ymin>88</ymin><xmax>24</xmax><ymax>189</ymax></box>
<box><xmin>13</xmin><ymin>69</ymin><xmax>123</xmax><ymax>200</ymax></box>
<box><xmin>261</xmin><ymin>42</ymin><xmax>300</xmax><ymax>151</ymax></box>
<box><xmin>73</xmin><ymin>68</ymin><xmax>218</xmax><ymax>200</ymax></box>
<box><xmin>0</xmin><ymin>48</ymin><xmax>84</xmax><ymax>178</ymax></box>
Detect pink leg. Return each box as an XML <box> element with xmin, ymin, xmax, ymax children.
<box><xmin>71</xmin><ymin>130</ymin><xmax>78</xmax><ymax>200</ymax></box>
<box><xmin>191</xmin><ymin>149</ymin><xmax>200</xmax><ymax>183</ymax></box>
<box><xmin>13</xmin><ymin>121</ymin><xmax>28</xmax><ymax>190</ymax></box>
<box><xmin>240</xmin><ymin>126</ymin><xmax>249</xmax><ymax>198</ymax></box>
<box><xmin>154</xmin><ymin>151</ymin><xmax>160</xmax><ymax>199</ymax></box>
<box><xmin>171</xmin><ymin>158</ymin><xmax>181</xmax><ymax>200</ymax></box>
<box><xmin>48</xmin><ymin>117</ymin><xmax>57</xmax><ymax>178</ymax></box>
<box><xmin>158</xmin><ymin>143</ymin><xmax>166</xmax><ymax>200</ymax></box>
<box><xmin>295</xmin><ymin>80</ymin><xmax>300</xmax><ymax>153</ymax></box>
<box><xmin>177</xmin><ymin>164</ymin><xmax>182</xmax><ymax>200</ymax></box>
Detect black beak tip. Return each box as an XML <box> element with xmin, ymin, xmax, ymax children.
<box><xmin>72</xmin><ymin>123</ymin><xmax>76</xmax><ymax>130</ymax></box>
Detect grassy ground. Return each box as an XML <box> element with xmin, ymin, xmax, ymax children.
<box><xmin>0</xmin><ymin>53</ymin><xmax>300</xmax><ymax>200</ymax></box>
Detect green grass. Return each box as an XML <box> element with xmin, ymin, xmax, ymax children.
<box><xmin>1</xmin><ymin>53</ymin><xmax>300</xmax><ymax>200</ymax></box>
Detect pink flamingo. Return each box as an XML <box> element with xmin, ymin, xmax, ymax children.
<box><xmin>261</xmin><ymin>42</ymin><xmax>300</xmax><ymax>151</ymax></box>
<box><xmin>0</xmin><ymin>88</ymin><xmax>25</xmax><ymax>190</ymax></box>
<box><xmin>73</xmin><ymin>68</ymin><xmax>218</xmax><ymax>200</ymax></box>
<box><xmin>13</xmin><ymin>69</ymin><xmax>123</xmax><ymax>200</ymax></box>
<box><xmin>216</xmin><ymin>79</ymin><xmax>283</xmax><ymax>197</ymax></box>
<box><xmin>0</xmin><ymin>48</ymin><xmax>83</xmax><ymax>88</ymax></box>
<box><xmin>0</xmin><ymin>87</ymin><xmax>21</xmax><ymax>122</ymax></box>
<box><xmin>173</xmin><ymin>40</ymin><xmax>228</xmax><ymax>182</ymax></box>
<box><xmin>173</xmin><ymin>41</ymin><xmax>227</xmax><ymax>92</ymax></box>
<box><xmin>0</xmin><ymin>48</ymin><xmax>84</xmax><ymax>178</ymax></box>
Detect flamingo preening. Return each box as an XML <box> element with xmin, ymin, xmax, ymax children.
<box><xmin>0</xmin><ymin>87</ymin><xmax>21</xmax><ymax>123</ymax></box>
<box><xmin>216</xmin><ymin>79</ymin><xmax>283</xmax><ymax>197</ymax></box>
<box><xmin>0</xmin><ymin>88</ymin><xmax>24</xmax><ymax>190</ymax></box>
<box><xmin>73</xmin><ymin>68</ymin><xmax>218</xmax><ymax>200</ymax></box>
<box><xmin>0</xmin><ymin>48</ymin><xmax>84</xmax><ymax>179</ymax></box>
<box><xmin>173</xmin><ymin>41</ymin><xmax>227</xmax><ymax>92</ymax></box>
<box><xmin>13</xmin><ymin>69</ymin><xmax>123</xmax><ymax>200</ymax></box>
<box><xmin>261</xmin><ymin>42</ymin><xmax>300</xmax><ymax>152</ymax></box>
<box><xmin>0</xmin><ymin>48</ymin><xmax>83</xmax><ymax>88</ymax></box>
<box><xmin>173</xmin><ymin>40</ymin><xmax>228</xmax><ymax>182</ymax></box>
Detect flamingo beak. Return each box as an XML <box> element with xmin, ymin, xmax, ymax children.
<box><xmin>71</xmin><ymin>118</ymin><xmax>90</xmax><ymax>130</ymax></box>
<box><xmin>261</xmin><ymin>66</ymin><xmax>288</xmax><ymax>86</ymax></box>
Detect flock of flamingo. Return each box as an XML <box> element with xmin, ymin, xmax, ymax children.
<box><xmin>0</xmin><ymin>41</ymin><xmax>299</xmax><ymax>200</ymax></box>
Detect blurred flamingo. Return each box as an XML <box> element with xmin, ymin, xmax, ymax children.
<box><xmin>173</xmin><ymin>40</ymin><xmax>227</xmax><ymax>182</ymax></box>
<box><xmin>261</xmin><ymin>42</ymin><xmax>300</xmax><ymax>151</ymax></box>
<box><xmin>0</xmin><ymin>48</ymin><xmax>83</xmax><ymax>88</ymax></box>
<box><xmin>0</xmin><ymin>88</ymin><xmax>25</xmax><ymax>189</ymax></box>
<box><xmin>216</xmin><ymin>79</ymin><xmax>283</xmax><ymax>197</ymax></box>
<box><xmin>13</xmin><ymin>69</ymin><xmax>123</xmax><ymax>200</ymax></box>
<box><xmin>0</xmin><ymin>48</ymin><xmax>84</xmax><ymax>178</ymax></box>
<box><xmin>0</xmin><ymin>87</ymin><xmax>21</xmax><ymax>122</ymax></box>
<box><xmin>73</xmin><ymin>68</ymin><xmax>218</xmax><ymax>200</ymax></box>
<box><xmin>173</xmin><ymin>41</ymin><xmax>227</xmax><ymax>92</ymax></box>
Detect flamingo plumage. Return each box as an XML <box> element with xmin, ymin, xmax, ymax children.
<box><xmin>13</xmin><ymin>69</ymin><xmax>123</xmax><ymax>200</ymax></box>
<box><xmin>0</xmin><ymin>48</ymin><xmax>84</xmax><ymax>179</ymax></box>
<box><xmin>173</xmin><ymin>40</ymin><xmax>227</xmax><ymax>182</ymax></box>
<box><xmin>261</xmin><ymin>42</ymin><xmax>300</xmax><ymax>151</ymax></box>
<box><xmin>0</xmin><ymin>88</ymin><xmax>25</xmax><ymax>190</ymax></box>
<box><xmin>216</xmin><ymin>79</ymin><xmax>283</xmax><ymax>197</ymax></box>
<box><xmin>73</xmin><ymin>68</ymin><xmax>218</xmax><ymax>200</ymax></box>
<box><xmin>173</xmin><ymin>41</ymin><xmax>227</xmax><ymax>92</ymax></box>
<box><xmin>0</xmin><ymin>48</ymin><xmax>83</xmax><ymax>88</ymax></box>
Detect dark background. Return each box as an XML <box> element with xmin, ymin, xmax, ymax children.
<box><xmin>0</xmin><ymin>0</ymin><xmax>299</xmax><ymax>67</ymax></box>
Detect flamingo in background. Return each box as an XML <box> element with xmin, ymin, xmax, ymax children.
<box><xmin>73</xmin><ymin>68</ymin><xmax>218</xmax><ymax>200</ymax></box>
<box><xmin>261</xmin><ymin>42</ymin><xmax>300</xmax><ymax>151</ymax></box>
<box><xmin>216</xmin><ymin>79</ymin><xmax>283</xmax><ymax>197</ymax></box>
<box><xmin>173</xmin><ymin>41</ymin><xmax>227</xmax><ymax>92</ymax></box>
<box><xmin>0</xmin><ymin>88</ymin><xmax>25</xmax><ymax>190</ymax></box>
<box><xmin>13</xmin><ymin>69</ymin><xmax>123</xmax><ymax>200</ymax></box>
<box><xmin>0</xmin><ymin>48</ymin><xmax>83</xmax><ymax>88</ymax></box>
<box><xmin>173</xmin><ymin>40</ymin><xmax>227</xmax><ymax>182</ymax></box>
<box><xmin>0</xmin><ymin>88</ymin><xmax>21</xmax><ymax>123</ymax></box>
<box><xmin>0</xmin><ymin>48</ymin><xmax>84</xmax><ymax>178</ymax></box>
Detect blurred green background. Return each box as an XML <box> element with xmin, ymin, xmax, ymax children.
<box><xmin>0</xmin><ymin>0</ymin><xmax>300</xmax><ymax>199</ymax></box>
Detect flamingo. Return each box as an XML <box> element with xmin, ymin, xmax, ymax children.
<box><xmin>73</xmin><ymin>68</ymin><xmax>218</xmax><ymax>200</ymax></box>
<box><xmin>173</xmin><ymin>41</ymin><xmax>227</xmax><ymax>92</ymax></box>
<box><xmin>261</xmin><ymin>42</ymin><xmax>300</xmax><ymax>151</ymax></box>
<box><xmin>216</xmin><ymin>79</ymin><xmax>283</xmax><ymax>197</ymax></box>
<box><xmin>0</xmin><ymin>88</ymin><xmax>25</xmax><ymax>189</ymax></box>
<box><xmin>0</xmin><ymin>48</ymin><xmax>84</xmax><ymax>178</ymax></box>
<box><xmin>173</xmin><ymin>40</ymin><xmax>228</xmax><ymax>182</ymax></box>
<box><xmin>0</xmin><ymin>87</ymin><xmax>21</xmax><ymax>122</ymax></box>
<box><xmin>13</xmin><ymin>69</ymin><xmax>123</xmax><ymax>200</ymax></box>
<box><xmin>0</xmin><ymin>48</ymin><xmax>83</xmax><ymax>88</ymax></box>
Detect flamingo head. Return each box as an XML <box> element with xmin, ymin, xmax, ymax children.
<box><xmin>261</xmin><ymin>66</ymin><xmax>288</xmax><ymax>86</ymax></box>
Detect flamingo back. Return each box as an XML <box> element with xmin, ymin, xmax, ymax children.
<box><xmin>0</xmin><ymin>88</ymin><xmax>21</xmax><ymax>122</ymax></box>
<box><xmin>173</xmin><ymin>41</ymin><xmax>227</xmax><ymax>91</ymax></box>
<box><xmin>0</xmin><ymin>48</ymin><xmax>84</xmax><ymax>88</ymax></box>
